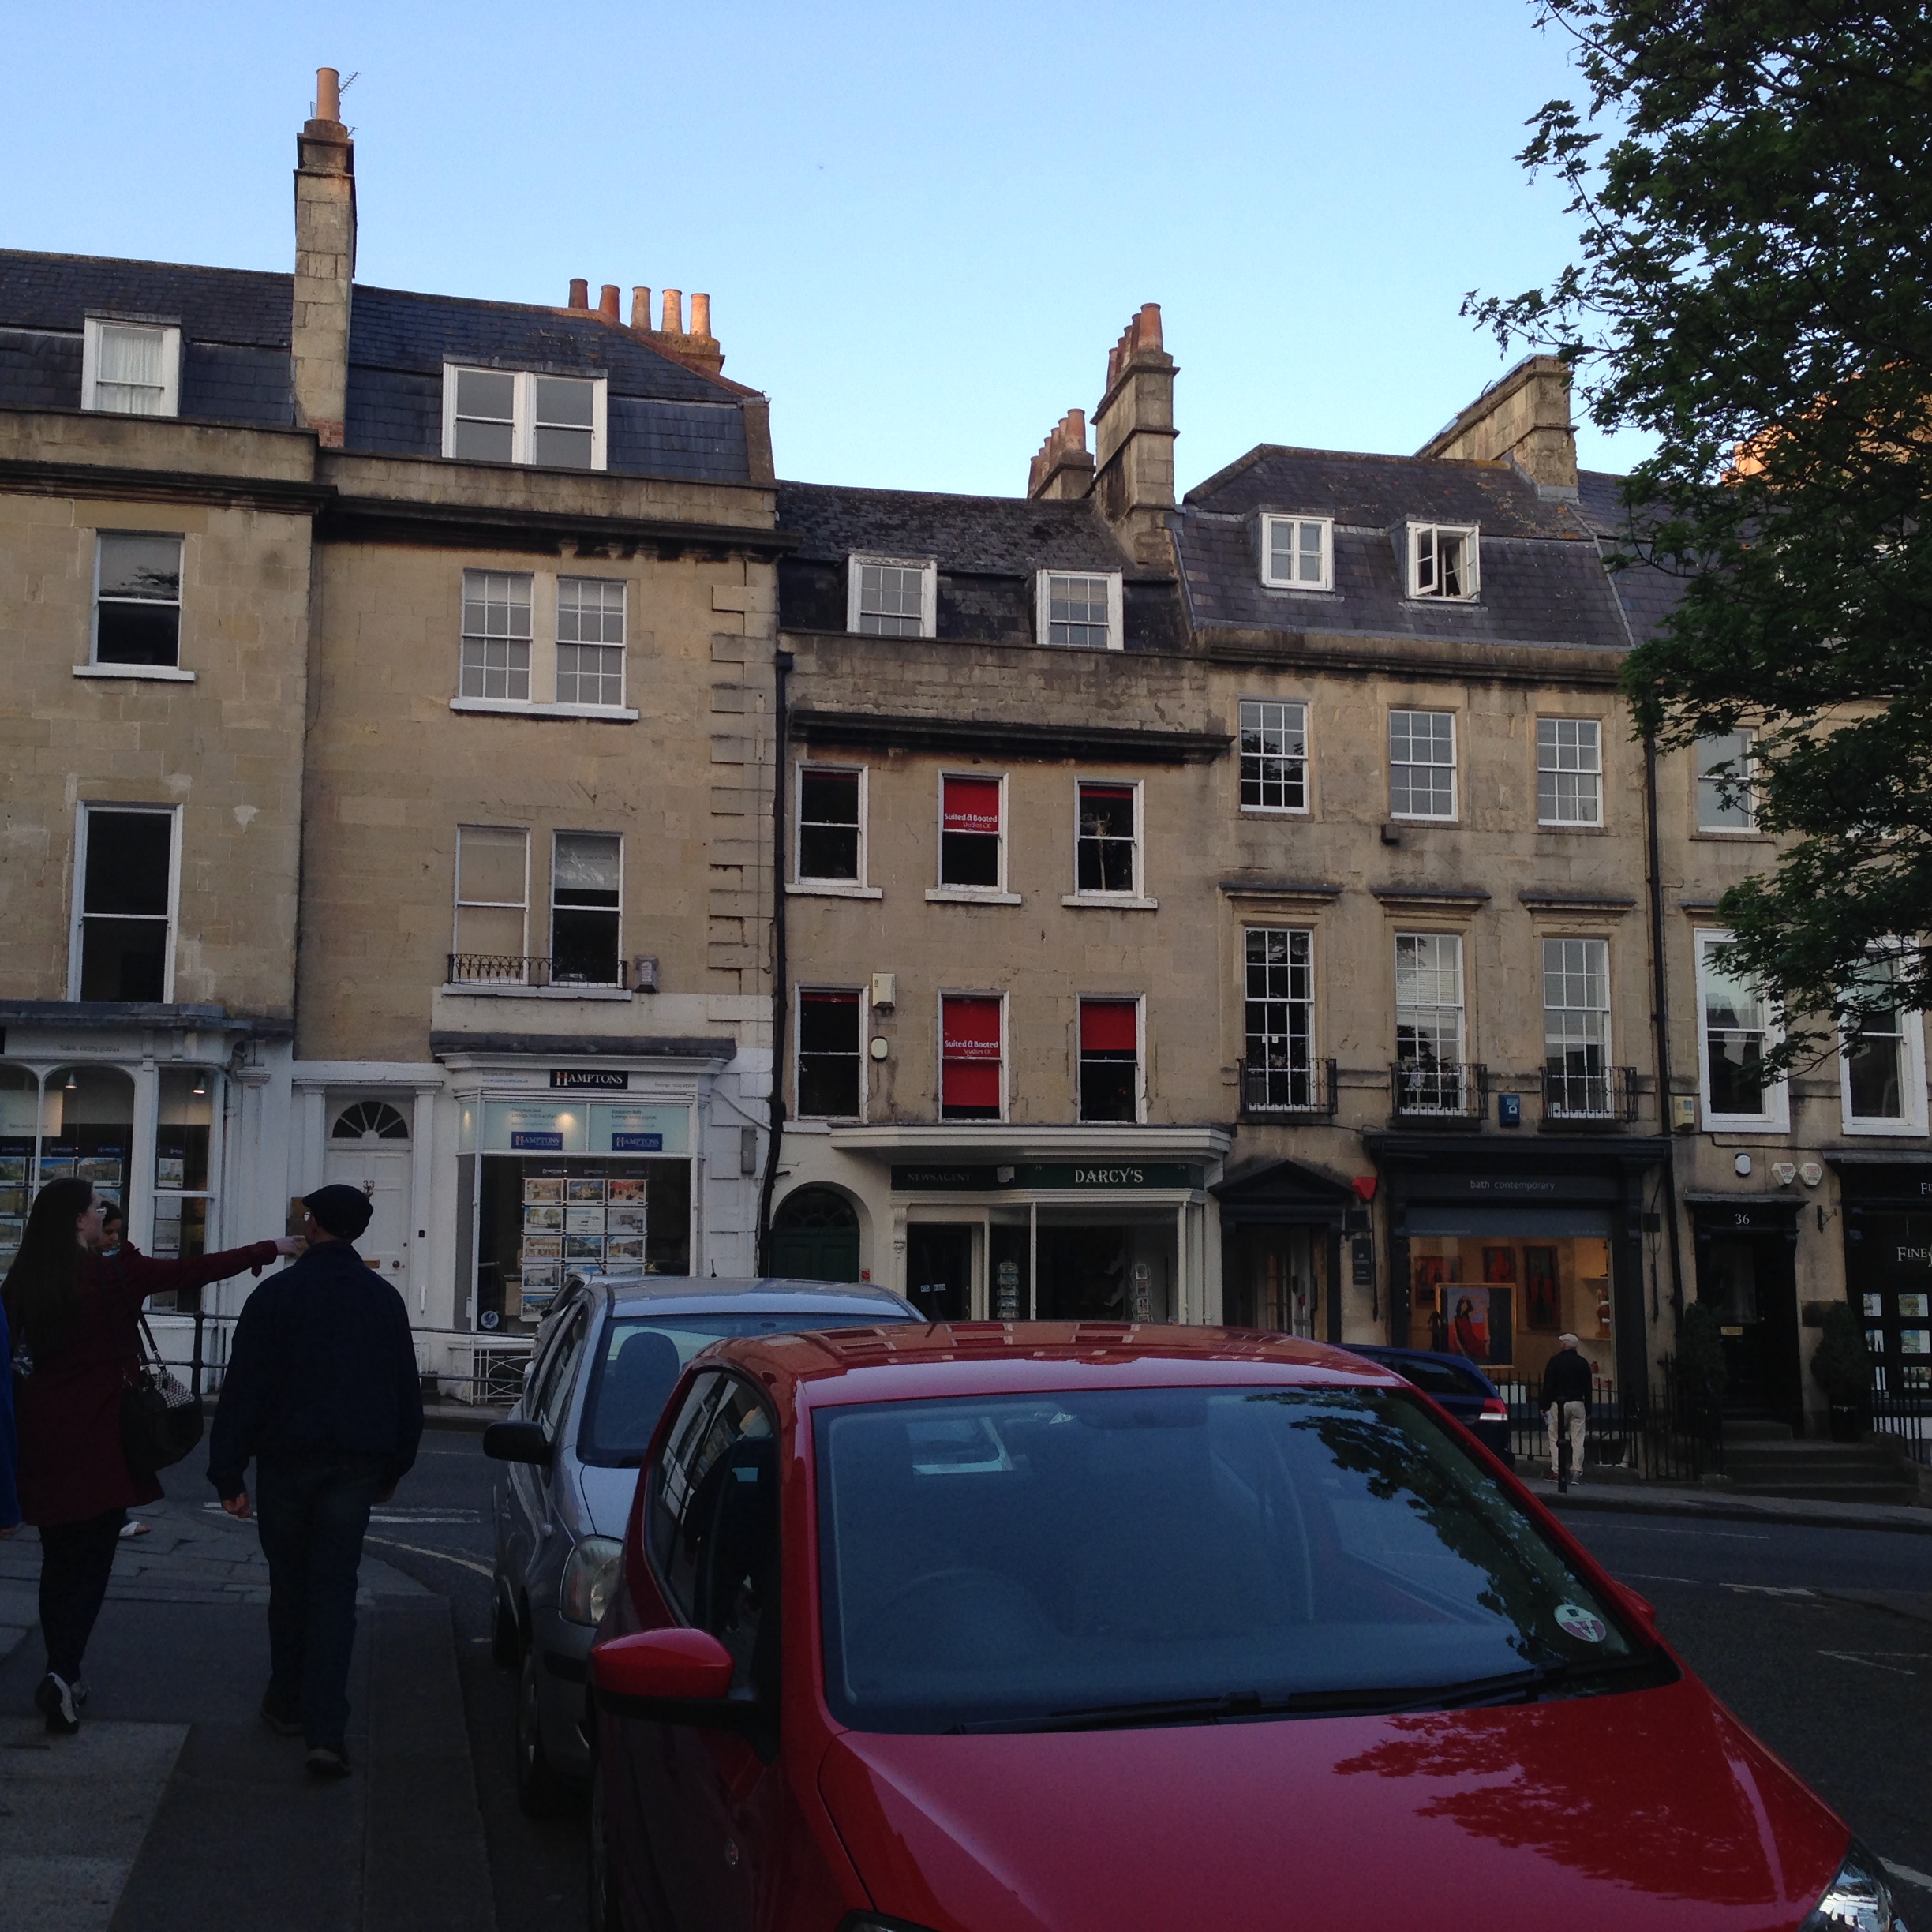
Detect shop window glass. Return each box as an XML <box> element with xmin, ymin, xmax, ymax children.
<box><xmin>0</xmin><ymin>1067</ymin><xmax>36</xmax><ymax>1265</ymax></box>
<box><xmin>152</xmin><ymin>1066</ymin><xmax>215</xmax><ymax>1274</ymax></box>
<box><xmin>798</xmin><ymin>991</ymin><xmax>863</xmax><ymax>1118</ymax></box>
<box><xmin>1075</xmin><ymin>784</ymin><xmax>1137</xmax><ymax>895</ymax></box>
<box><xmin>39</xmin><ymin>1065</ymin><xmax>134</xmax><ymax>1227</ymax></box>
<box><xmin>941</xmin><ymin>996</ymin><xmax>1002</xmax><ymax>1120</ymax></box>
<box><xmin>77</xmin><ymin>806</ymin><xmax>174</xmax><ymax>1002</ymax></box>
<box><xmin>798</xmin><ymin>769</ymin><xmax>863</xmax><ymax>882</ymax></box>
<box><xmin>551</xmin><ymin>833</ymin><xmax>623</xmax><ymax>985</ymax></box>
<box><xmin>1543</xmin><ymin>938</ymin><xmax>1612</xmax><ymax>1115</ymax></box>
<box><xmin>452</xmin><ymin>826</ymin><xmax>529</xmax><ymax>979</ymax></box>
<box><xmin>940</xmin><ymin>777</ymin><xmax>1002</xmax><ymax>889</ymax></box>
<box><xmin>1078</xmin><ymin>1000</ymin><xmax>1140</xmax><ymax>1122</ymax></box>
<box><xmin>94</xmin><ymin>532</ymin><xmax>183</xmax><ymax>667</ymax></box>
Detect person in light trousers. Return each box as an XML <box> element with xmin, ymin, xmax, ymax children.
<box><xmin>1541</xmin><ymin>1331</ymin><xmax>1593</xmax><ymax>1491</ymax></box>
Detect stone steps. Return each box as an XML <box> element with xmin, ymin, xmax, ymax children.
<box><xmin>1721</xmin><ymin>1428</ymin><xmax>1922</xmax><ymax>1505</ymax></box>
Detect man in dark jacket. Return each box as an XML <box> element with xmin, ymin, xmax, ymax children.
<box><xmin>208</xmin><ymin>1184</ymin><xmax>423</xmax><ymax>1777</ymax></box>
<box><xmin>1540</xmin><ymin>1332</ymin><xmax>1593</xmax><ymax>1492</ymax></box>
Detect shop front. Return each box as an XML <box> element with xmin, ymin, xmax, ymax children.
<box><xmin>810</xmin><ymin>1127</ymin><xmax>1231</xmax><ymax>1323</ymax></box>
<box><xmin>1833</xmin><ymin>1158</ymin><xmax>1932</xmax><ymax>1402</ymax></box>
<box><xmin>1365</xmin><ymin>1134</ymin><xmax>1667</xmax><ymax>1396</ymax></box>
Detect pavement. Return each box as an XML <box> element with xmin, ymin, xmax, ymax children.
<box><xmin>0</xmin><ymin>1489</ymin><xmax>496</xmax><ymax>1932</ymax></box>
<box><xmin>1520</xmin><ymin>1469</ymin><xmax>1932</xmax><ymax>1536</ymax></box>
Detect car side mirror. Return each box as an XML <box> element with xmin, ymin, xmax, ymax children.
<box><xmin>592</xmin><ymin>1627</ymin><xmax>771</xmax><ymax>1749</ymax></box>
<box><xmin>481</xmin><ymin>1419</ymin><xmax>551</xmax><ymax>1464</ymax></box>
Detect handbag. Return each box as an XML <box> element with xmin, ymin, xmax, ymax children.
<box><xmin>120</xmin><ymin>1312</ymin><xmax>204</xmax><ymax>1477</ymax></box>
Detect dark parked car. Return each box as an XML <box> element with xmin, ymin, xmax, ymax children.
<box><xmin>1340</xmin><ymin>1343</ymin><xmax>1513</xmax><ymax>1464</ymax></box>
<box><xmin>483</xmin><ymin>1273</ymin><xmax>916</xmax><ymax>1813</ymax></box>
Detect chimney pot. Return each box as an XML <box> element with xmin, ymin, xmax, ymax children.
<box><xmin>568</xmin><ymin>278</ymin><xmax>589</xmax><ymax>309</ymax></box>
<box><xmin>631</xmin><ymin>286</ymin><xmax>652</xmax><ymax>329</ymax></box>
<box><xmin>1136</xmin><ymin>301</ymin><xmax>1163</xmax><ymax>351</ymax></box>
<box><xmin>661</xmin><ymin>288</ymin><xmax>683</xmax><ymax>335</ymax></box>
<box><xmin>690</xmin><ymin>292</ymin><xmax>711</xmax><ymax>338</ymax></box>
<box><xmin>314</xmin><ymin>67</ymin><xmax>341</xmax><ymax>122</ymax></box>
<box><xmin>598</xmin><ymin>283</ymin><xmax>620</xmax><ymax>320</ymax></box>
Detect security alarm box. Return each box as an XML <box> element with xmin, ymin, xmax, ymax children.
<box><xmin>1670</xmin><ymin>1095</ymin><xmax>1698</xmax><ymax>1132</ymax></box>
<box><xmin>870</xmin><ymin>973</ymin><xmax>896</xmax><ymax>1011</ymax></box>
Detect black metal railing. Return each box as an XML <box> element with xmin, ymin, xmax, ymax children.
<box><xmin>1870</xmin><ymin>1365</ymin><xmax>1932</xmax><ymax>1466</ymax></box>
<box><xmin>446</xmin><ymin>953</ymin><xmax>625</xmax><ymax>990</ymax></box>
<box><xmin>1239</xmin><ymin>1058</ymin><xmax>1339</xmax><ymax>1119</ymax></box>
<box><xmin>1495</xmin><ymin>1358</ymin><xmax>1724</xmax><ymax>1484</ymax></box>
<box><xmin>1541</xmin><ymin>1064</ymin><xmax>1641</xmax><ymax>1125</ymax></box>
<box><xmin>1391</xmin><ymin>1060</ymin><xmax>1488</xmax><ymax>1123</ymax></box>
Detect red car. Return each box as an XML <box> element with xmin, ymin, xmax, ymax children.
<box><xmin>587</xmin><ymin>1324</ymin><xmax>1900</xmax><ymax>1932</ymax></box>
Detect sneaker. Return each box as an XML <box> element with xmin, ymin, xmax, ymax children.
<box><xmin>70</xmin><ymin>1678</ymin><xmax>88</xmax><ymax>1709</ymax></box>
<box><xmin>260</xmin><ymin>1694</ymin><xmax>304</xmax><ymax>1737</ymax></box>
<box><xmin>305</xmin><ymin>1746</ymin><xmax>350</xmax><ymax>1779</ymax></box>
<box><xmin>34</xmin><ymin>1673</ymin><xmax>79</xmax><ymax>1735</ymax></box>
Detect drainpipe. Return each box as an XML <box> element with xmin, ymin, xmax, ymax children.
<box><xmin>1644</xmin><ymin>730</ymin><xmax>1686</xmax><ymax>1328</ymax></box>
<box><xmin>754</xmin><ymin>648</ymin><xmax>793</xmax><ymax>1275</ymax></box>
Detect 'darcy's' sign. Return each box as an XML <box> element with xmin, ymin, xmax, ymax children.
<box><xmin>893</xmin><ymin>1163</ymin><xmax>1200</xmax><ymax>1193</ymax></box>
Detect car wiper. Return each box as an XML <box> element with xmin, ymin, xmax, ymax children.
<box><xmin>949</xmin><ymin>1691</ymin><xmax>1278</xmax><ymax>1735</ymax></box>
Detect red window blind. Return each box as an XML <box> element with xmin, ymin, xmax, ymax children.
<box><xmin>942</xmin><ymin>995</ymin><xmax>1002</xmax><ymax>1110</ymax></box>
<box><xmin>1080</xmin><ymin>783</ymin><xmax>1134</xmax><ymax>803</ymax></box>
<box><xmin>1080</xmin><ymin>1000</ymin><xmax>1138</xmax><ymax>1053</ymax></box>
<box><xmin>942</xmin><ymin>777</ymin><xmax>1002</xmax><ymax>835</ymax></box>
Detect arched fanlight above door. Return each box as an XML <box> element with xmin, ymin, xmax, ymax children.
<box><xmin>331</xmin><ymin>1100</ymin><xmax>410</xmax><ymax>1141</ymax></box>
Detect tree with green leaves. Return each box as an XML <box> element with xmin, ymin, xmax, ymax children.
<box><xmin>1472</xmin><ymin>2</ymin><xmax>1932</xmax><ymax>1071</ymax></box>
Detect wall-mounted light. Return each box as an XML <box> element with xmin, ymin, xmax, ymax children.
<box><xmin>192</xmin><ymin>1076</ymin><xmax>208</xmax><ymax>1096</ymax></box>
<box><xmin>63</xmin><ymin>1071</ymin><xmax>77</xmax><ymax>1091</ymax></box>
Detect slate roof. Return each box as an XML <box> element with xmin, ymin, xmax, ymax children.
<box><xmin>0</xmin><ymin>249</ymin><xmax>757</xmax><ymax>484</ymax></box>
<box><xmin>1174</xmin><ymin>445</ymin><xmax>1630</xmax><ymax>653</ymax></box>
<box><xmin>1578</xmin><ymin>467</ymin><xmax>1687</xmax><ymax>647</ymax></box>
<box><xmin>776</xmin><ymin>481</ymin><xmax>1136</xmax><ymax>575</ymax></box>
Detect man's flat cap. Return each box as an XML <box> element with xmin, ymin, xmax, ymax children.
<box><xmin>304</xmin><ymin>1184</ymin><xmax>374</xmax><ymax>1241</ymax></box>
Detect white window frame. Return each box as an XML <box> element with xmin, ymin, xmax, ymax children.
<box><xmin>1838</xmin><ymin>947</ymin><xmax>1929</xmax><ymax>1136</ymax></box>
<box><xmin>1695</xmin><ymin>728</ymin><xmax>1759</xmax><ymax>833</ymax></box>
<box><xmin>847</xmin><ymin>555</ymin><xmax>937</xmax><ymax>638</ymax></box>
<box><xmin>938</xmin><ymin>988</ymin><xmax>1009</xmax><ymax>1123</ymax></box>
<box><xmin>1067</xmin><ymin>777</ymin><xmax>1147</xmax><ymax>905</ymax></box>
<box><xmin>1695</xmin><ymin>928</ymin><xmax>1790</xmax><ymax>1131</ymax></box>
<box><xmin>549</xmin><ymin>830</ymin><xmax>624</xmax><ymax>988</ymax></box>
<box><xmin>1395</xmin><ymin>931</ymin><xmax>1466</xmax><ymax>1064</ymax></box>
<box><xmin>1408</xmin><ymin>522</ymin><xmax>1481</xmax><ymax>601</ymax></box>
<box><xmin>1034</xmin><ymin>570</ymin><xmax>1124</xmax><ymax>650</ymax></box>
<box><xmin>1076</xmin><ymin>993</ymin><xmax>1145</xmax><ymax>1125</ymax></box>
<box><xmin>440</xmin><ymin>364</ymin><xmax>608</xmax><ymax>470</ymax></box>
<box><xmin>1243</xmin><ymin>926</ymin><xmax>1317</xmax><ymax>1092</ymax></box>
<box><xmin>792</xmin><ymin>763</ymin><xmax>878</xmax><ymax>896</ymax></box>
<box><xmin>68</xmin><ymin>803</ymin><xmax>182</xmax><ymax>1002</ymax></box>
<box><xmin>1537</xmin><ymin>717</ymin><xmax>1605</xmax><ymax>828</ymax></box>
<box><xmin>451</xmin><ymin>825</ymin><xmax>531</xmax><ymax>979</ymax></box>
<box><xmin>1542</xmin><ymin>935</ymin><xmax>1613</xmax><ymax>1114</ymax></box>
<box><xmin>81</xmin><ymin>316</ymin><xmax>182</xmax><ymax>417</ymax></box>
<box><xmin>1388</xmin><ymin>708</ymin><xmax>1458</xmax><ymax>821</ymax></box>
<box><xmin>929</xmin><ymin>771</ymin><xmax>1019</xmax><ymax>904</ymax></box>
<box><xmin>553</xmin><ymin>575</ymin><xmax>627</xmax><ymax>709</ymax></box>
<box><xmin>89</xmin><ymin>530</ymin><xmax>185</xmax><ymax>672</ymax></box>
<box><xmin>1259</xmin><ymin>515</ymin><xmax>1334</xmax><ymax>592</ymax></box>
<box><xmin>1238</xmin><ymin>698</ymin><xmax>1310</xmax><ymax>815</ymax></box>
<box><xmin>794</xmin><ymin>985</ymin><xmax>867</xmax><ymax>1121</ymax></box>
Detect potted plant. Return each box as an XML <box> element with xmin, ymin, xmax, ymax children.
<box><xmin>1810</xmin><ymin>1301</ymin><xmax>1873</xmax><ymax>1442</ymax></box>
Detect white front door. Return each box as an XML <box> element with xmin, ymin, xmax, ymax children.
<box><xmin>324</xmin><ymin>1099</ymin><xmax>414</xmax><ymax>1288</ymax></box>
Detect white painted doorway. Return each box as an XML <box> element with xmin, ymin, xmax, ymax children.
<box><xmin>325</xmin><ymin>1099</ymin><xmax>413</xmax><ymax>1287</ymax></box>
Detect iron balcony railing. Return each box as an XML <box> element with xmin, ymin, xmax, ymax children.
<box><xmin>1541</xmin><ymin>1064</ymin><xmax>1641</xmax><ymax>1125</ymax></box>
<box><xmin>1390</xmin><ymin>1060</ymin><xmax>1488</xmax><ymax>1123</ymax></box>
<box><xmin>446</xmin><ymin>953</ymin><xmax>626</xmax><ymax>990</ymax></box>
<box><xmin>1239</xmin><ymin>1058</ymin><xmax>1339</xmax><ymax>1119</ymax></box>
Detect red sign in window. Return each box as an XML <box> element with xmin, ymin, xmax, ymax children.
<box><xmin>1080</xmin><ymin>999</ymin><xmax>1138</xmax><ymax>1053</ymax></box>
<box><xmin>942</xmin><ymin>995</ymin><xmax>1002</xmax><ymax>1115</ymax></box>
<box><xmin>942</xmin><ymin>777</ymin><xmax>1002</xmax><ymax>835</ymax></box>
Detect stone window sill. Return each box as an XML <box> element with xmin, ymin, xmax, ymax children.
<box><xmin>1061</xmin><ymin>893</ymin><xmax>1159</xmax><ymax>912</ymax></box>
<box><xmin>74</xmin><ymin>663</ymin><xmax>195</xmax><ymax>683</ymax></box>
<box><xmin>449</xmin><ymin>697</ymin><xmax>639</xmax><ymax>722</ymax></box>
<box><xmin>440</xmin><ymin>983</ymin><xmax>635</xmax><ymax>1002</ymax></box>
<box><xmin>925</xmin><ymin>888</ymin><xmax>1023</xmax><ymax>906</ymax></box>
<box><xmin>787</xmin><ymin>882</ymin><xmax>883</xmax><ymax>900</ymax></box>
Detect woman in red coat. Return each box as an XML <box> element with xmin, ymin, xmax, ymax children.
<box><xmin>3</xmin><ymin>1176</ymin><xmax>297</xmax><ymax>1733</ymax></box>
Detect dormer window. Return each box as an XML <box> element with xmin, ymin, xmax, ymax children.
<box><xmin>1410</xmin><ymin>522</ymin><xmax>1479</xmax><ymax>600</ymax></box>
<box><xmin>82</xmin><ymin>317</ymin><xmax>180</xmax><ymax>417</ymax></box>
<box><xmin>1036</xmin><ymin>571</ymin><xmax>1122</xmax><ymax>650</ymax></box>
<box><xmin>848</xmin><ymin>556</ymin><xmax>936</xmax><ymax>638</ymax></box>
<box><xmin>441</xmin><ymin>366</ymin><xmax>607</xmax><ymax>470</ymax></box>
<box><xmin>1260</xmin><ymin>515</ymin><xmax>1332</xmax><ymax>591</ymax></box>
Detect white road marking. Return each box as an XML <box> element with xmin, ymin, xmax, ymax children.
<box><xmin>1618</xmin><ymin>1572</ymin><xmax>1702</xmax><ymax>1586</ymax></box>
<box><xmin>364</xmin><ymin>1534</ymin><xmax>494</xmax><ymax>1578</ymax></box>
<box><xmin>1724</xmin><ymin>1584</ymin><xmax>1815</xmax><ymax>1597</ymax></box>
<box><xmin>1884</xmin><ymin>1858</ymin><xmax>1932</xmax><ymax>1894</ymax></box>
<box><xmin>1597</xmin><ymin>1524</ymin><xmax>1768</xmax><ymax>1540</ymax></box>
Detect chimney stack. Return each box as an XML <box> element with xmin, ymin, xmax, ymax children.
<box><xmin>660</xmin><ymin>289</ymin><xmax>683</xmax><ymax>335</ymax></box>
<box><xmin>1414</xmin><ymin>354</ymin><xmax>1578</xmax><ymax>493</ymax></box>
<box><xmin>1089</xmin><ymin>302</ymin><xmax>1178</xmax><ymax>567</ymax></box>
<box><xmin>290</xmin><ymin>66</ymin><xmax>357</xmax><ymax>447</ymax></box>
<box><xmin>1027</xmin><ymin>408</ymin><xmax>1096</xmax><ymax>500</ymax></box>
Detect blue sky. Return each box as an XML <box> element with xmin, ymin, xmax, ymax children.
<box><xmin>3</xmin><ymin>1</ymin><xmax>1648</xmax><ymax>494</ymax></box>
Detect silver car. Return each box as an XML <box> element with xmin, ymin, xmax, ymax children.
<box><xmin>482</xmin><ymin>1273</ymin><xmax>918</xmax><ymax>1813</ymax></box>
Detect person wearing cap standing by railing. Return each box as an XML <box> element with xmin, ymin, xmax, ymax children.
<box><xmin>1541</xmin><ymin>1331</ymin><xmax>1593</xmax><ymax>1492</ymax></box>
<box><xmin>207</xmin><ymin>1184</ymin><xmax>423</xmax><ymax>1780</ymax></box>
